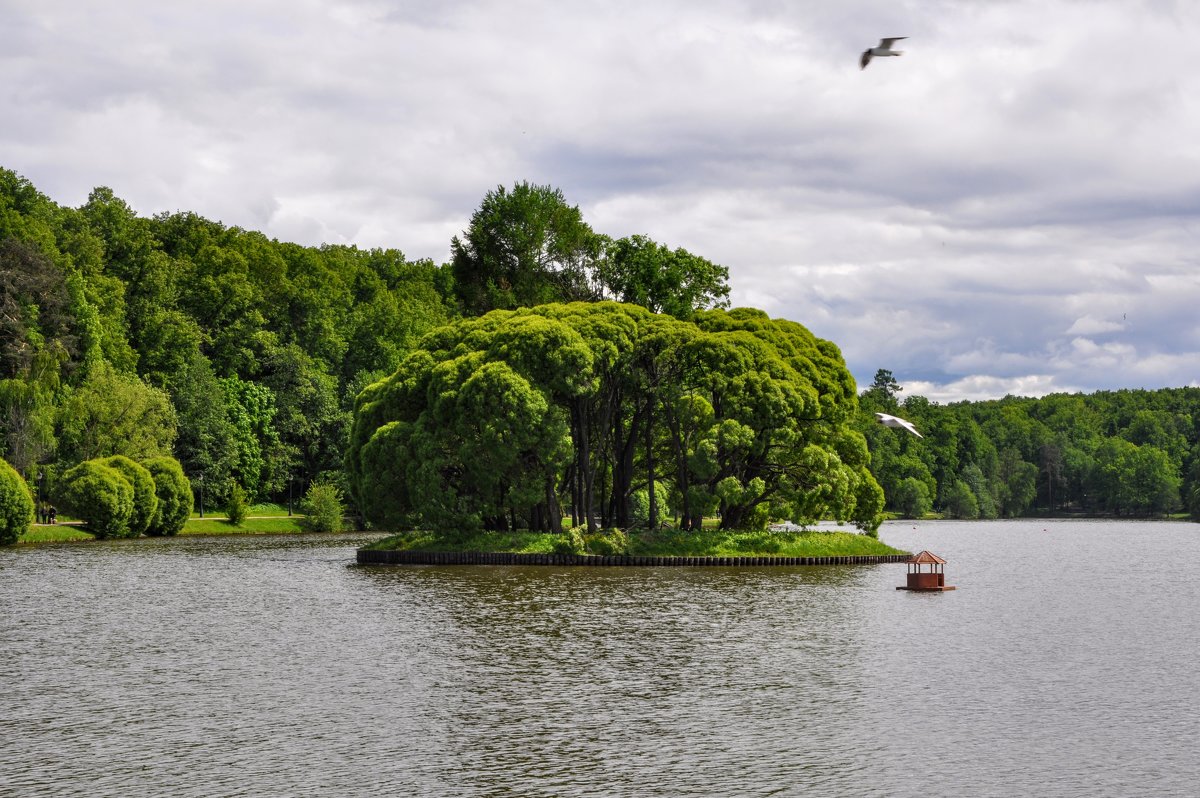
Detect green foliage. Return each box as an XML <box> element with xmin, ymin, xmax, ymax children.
<box><xmin>141</xmin><ymin>456</ymin><xmax>192</xmax><ymax>536</ymax></box>
<box><xmin>451</xmin><ymin>182</ymin><xmax>602</xmax><ymax>315</ymax></box>
<box><xmin>583</xmin><ymin>527</ymin><xmax>629</xmax><ymax>556</ymax></box>
<box><xmin>59</xmin><ymin>459</ymin><xmax>134</xmax><ymax>539</ymax></box>
<box><xmin>97</xmin><ymin>455</ymin><xmax>158</xmax><ymax>536</ymax></box>
<box><xmin>349</xmin><ymin>302</ymin><xmax>883</xmax><ymax>536</ymax></box>
<box><xmin>630</xmin><ymin>482</ymin><xmax>672</xmax><ymax>528</ymax></box>
<box><xmin>859</xmin><ymin>381</ymin><xmax>1200</xmax><ymax>520</ymax></box>
<box><xmin>299</xmin><ymin>481</ymin><xmax>344</xmax><ymax>533</ymax></box>
<box><xmin>57</xmin><ymin>360</ymin><xmax>177</xmax><ymax>462</ymax></box>
<box><xmin>0</xmin><ymin>457</ymin><xmax>34</xmax><ymax>545</ymax></box>
<box><xmin>553</xmin><ymin>526</ymin><xmax>586</xmax><ymax>555</ymax></box>
<box><xmin>596</xmin><ymin>234</ymin><xmax>730</xmax><ymax>319</ymax></box>
<box><xmin>450</xmin><ymin>183</ymin><xmax>731</xmax><ymax>320</ymax></box>
<box><xmin>225</xmin><ymin>483</ymin><xmax>248</xmax><ymax>526</ymax></box>
<box><xmin>367</xmin><ymin>527</ymin><xmax>905</xmax><ymax>558</ymax></box>
<box><xmin>8</xmin><ymin>164</ymin><xmax>1200</xmax><ymax>528</ymax></box>
<box><xmin>893</xmin><ymin>476</ymin><xmax>932</xmax><ymax>519</ymax></box>
<box><xmin>941</xmin><ymin>479</ymin><xmax>980</xmax><ymax>519</ymax></box>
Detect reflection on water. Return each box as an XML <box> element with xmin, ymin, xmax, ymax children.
<box><xmin>2</xmin><ymin>522</ymin><xmax>1199</xmax><ymax>797</ymax></box>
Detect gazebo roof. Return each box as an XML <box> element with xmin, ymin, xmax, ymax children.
<box><xmin>907</xmin><ymin>550</ymin><xmax>947</xmax><ymax>565</ymax></box>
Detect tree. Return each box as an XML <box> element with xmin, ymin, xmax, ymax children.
<box><xmin>893</xmin><ymin>476</ymin><xmax>931</xmax><ymax>519</ymax></box>
<box><xmin>942</xmin><ymin>478</ymin><xmax>980</xmax><ymax>519</ymax></box>
<box><xmin>0</xmin><ymin>457</ymin><xmax>34</xmax><ymax>545</ymax></box>
<box><xmin>58</xmin><ymin>459</ymin><xmax>134</xmax><ymax>539</ymax></box>
<box><xmin>0</xmin><ymin>238</ymin><xmax>79</xmax><ymax>379</ymax></box>
<box><xmin>451</xmin><ymin>183</ymin><xmax>603</xmax><ymax>314</ymax></box>
<box><xmin>142</xmin><ymin>456</ymin><xmax>192</xmax><ymax>536</ymax></box>
<box><xmin>595</xmin><ymin>234</ymin><xmax>730</xmax><ymax>319</ymax></box>
<box><xmin>861</xmin><ymin>368</ymin><xmax>902</xmax><ymax>411</ymax></box>
<box><xmin>299</xmin><ymin>481</ymin><xmax>345</xmax><ymax>533</ymax></box>
<box><xmin>56</xmin><ymin>360</ymin><xmax>177</xmax><ymax>463</ymax></box>
<box><xmin>225</xmin><ymin>483</ymin><xmax>248</xmax><ymax>525</ymax></box>
<box><xmin>347</xmin><ymin>303</ymin><xmax>883</xmax><ymax>536</ymax></box>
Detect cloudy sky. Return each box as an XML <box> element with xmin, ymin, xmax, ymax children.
<box><xmin>4</xmin><ymin>0</ymin><xmax>1199</xmax><ymax>402</ymax></box>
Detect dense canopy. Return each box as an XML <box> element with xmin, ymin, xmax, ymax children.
<box><xmin>347</xmin><ymin>302</ymin><xmax>885</xmax><ymax>535</ymax></box>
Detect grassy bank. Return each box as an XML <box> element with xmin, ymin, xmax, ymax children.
<box><xmin>18</xmin><ymin>525</ymin><xmax>95</xmax><ymax>544</ymax></box>
<box><xmin>180</xmin><ymin>517</ymin><xmax>307</xmax><ymax>536</ymax></box>
<box><xmin>364</xmin><ymin>527</ymin><xmax>906</xmax><ymax>558</ymax></box>
<box><xmin>14</xmin><ymin>512</ymin><xmax>346</xmax><ymax>544</ymax></box>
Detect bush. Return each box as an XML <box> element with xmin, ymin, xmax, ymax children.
<box><xmin>299</xmin><ymin>482</ymin><xmax>344</xmax><ymax>533</ymax></box>
<box><xmin>225</xmin><ymin>483</ymin><xmax>248</xmax><ymax>526</ymax></box>
<box><xmin>584</xmin><ymin>527</ymin><xmax>629</xmax><ymax>556</ymax></box>
<box><xmin>59</xmin><ymin>460</ymin><xmax>134</xmax><ymax>539</ymax></box>
<box><xmin>0</xmin><ymin>458</ymin><xmax>34</xmax><ymax>545</ymax></box>
<box><xmin>142</xmin><ymin>456</ymin><xmax>193</xmax><ymax>536</ymax></box>
<box><xmin>99</xmin><ymin>456</ymin><xmax>158</xmax><ymax>536</ymax></box>
<box><xmin>553</xmin><ymin>526</ymin><xmax>586</xmax><ymax>555</ymax></box>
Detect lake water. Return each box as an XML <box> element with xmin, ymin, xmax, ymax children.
<box><xmin>2</xmin><ymin>520</ymin><xmax>1199</xmax><ymax>797</ymax></box>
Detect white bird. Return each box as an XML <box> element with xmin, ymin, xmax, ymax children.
<box><xmin>875</xmin><ymin>412</ymin><xmax>923</xmax><ymax>438</ymax></box>
<box><xmin>860</xmin><ymin>37</ymin><xmax>907</xmax><ymax>70</ymax></box>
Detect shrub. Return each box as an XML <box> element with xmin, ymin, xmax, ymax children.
<box><xmin>59</xmin><ymin>461</ymin><xmax>134</xmax><ymax>539</ymax></box>
<box><xmin>553</xmin><ymin>526</ymin><xmax>586</xmax><ymax>555</ymax></box>
<box><xmin>225</xmin><ymin>483</ymin><xmax>248</xmax><ymax>526</ymax></box>
<box><xmin>99</xmin><ymin>456</ymin><xmax>158</xmax><ymax>536</ymax></box>
<box><xmin>584</xmin><ymin>527</ymin><xmax>629</xmax><ymax>556</ymax></box>
<box><xmin>299</xmin><ymin>482</ymin><xmax>344</xmax><ymax>533</ymax></box>
<box><xmin>142</xmin><ymin>456</ymin><xmax>193</xmax><ymax>536</ymax></box>
<box><xmin>0</xmin><ymin>458</ymin><xmax>34</xmax><ymax>545</ymax></box>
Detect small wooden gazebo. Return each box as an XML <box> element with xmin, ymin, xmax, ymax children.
<box><xmin>897</xmin><ymin>550</ymin><xmax>956</xmax><ymax>592</ymax></box>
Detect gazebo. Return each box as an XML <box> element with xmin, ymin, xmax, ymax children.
<box><xmin>897</xmin><ymin>550</ymin><xmax>956</xmax><ymax>592</ymax></box>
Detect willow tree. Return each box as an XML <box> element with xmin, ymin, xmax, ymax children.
<box><xmin>347</xmin><ymin>303</ymin><xmax>883</xmax><ymax>535</ymax></box>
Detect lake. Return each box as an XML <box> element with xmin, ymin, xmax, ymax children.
<box><xmin>3</xmin><ymin>520</ymin><xmax>1198</xmax><ymax>797</ymax></box>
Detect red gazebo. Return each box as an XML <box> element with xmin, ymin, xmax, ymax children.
<box><xmin>897</xmin><ymin>550</ymin><xmax>956</xmax><ymax>592</ymax></box>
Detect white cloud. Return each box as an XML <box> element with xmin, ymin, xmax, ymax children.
<box><xmin>4</xmin><ymin>0</ymin><xmax>1200</xmax><ymax>402</ymax></box>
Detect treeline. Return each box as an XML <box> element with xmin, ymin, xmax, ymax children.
<box><xmin>1</xmin><ymin>166</ymin><xmax>455</xmax><ymax>511</ymax></box>
<box><xmin>4</xmin><ymin>162</ymin><xmax>1197</xmax><ymax>535</ymax></box>
<box><xmin>0</xmin><ymin>170</ymin><xmax>731</xmax><ymax>527</ymax></box>
<box><xmin>860</xmin><ymin>370</ymin><xmax>1200</xmax><ymax>519</ymax></box>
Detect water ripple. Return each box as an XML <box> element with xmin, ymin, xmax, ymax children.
<box><xmin>3</xmin><ymin>524</ymin><xmax>1200</xmax><ymax>796</ymax></box>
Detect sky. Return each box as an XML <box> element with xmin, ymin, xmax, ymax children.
<box><xmin>4</xmin><ymin>0</ymin><xmax>1200</xmax><ymax>403</ymax></box>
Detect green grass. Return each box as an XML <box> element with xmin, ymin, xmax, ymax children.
<box><xmin>365</xmin><ymin>526</ymin><xmax>906</xmax><ymax>557</ymax></box>
<box><xmin>17</xmin><ymin>525</ymin><xmax>95</xmax><ymax>544</ymax></box>
<box><xmin>180</xmin><ymin>516</ymin><xmax>308</xmax><ymax>536</ymax></box>
<box><xmin>189</xmin><ymin>502</ymin><xmax>297</xmax><ymax>519</ymax></box>
<box><xmin>11</xmin><ymin>513</ymin><xmax>356</xmax><ymax>545</ymax></box>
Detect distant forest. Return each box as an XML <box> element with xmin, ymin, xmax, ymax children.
<box><xmin>2</xmin><ymin>166</ymin><xmax>1196</xmax><ymax>522</ymax></box>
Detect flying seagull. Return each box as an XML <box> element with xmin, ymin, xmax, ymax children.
<box><xmin>875</xmin><ymin>412</ymin><xmax>923</xmax><ymax>438</ymax></box>
<box><xmin>861</xmin><ymin>37</ymin><xmax>907</xmax><ymax>70</ymax></box>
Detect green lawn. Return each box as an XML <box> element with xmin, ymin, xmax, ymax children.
<box><xmin>365</xmin><ymin>526</ymin><xmax>906</xmax><ymax>558</ymax></box>
<box><xmin>180</xmin><ymin>516</ymin><xmax>307</xmax><ymax>535</ymax></box>
<box><xmin>18</xmin><ymin>525</ymin><xmax>95</xmax><ymax>544</ymax></box>
<box><xmin>189</xmin><ymin>502</ymin><xmax>298</xmax><ymax>519</ymax></box>
<box><xmin>15</xmin><ymin>514</ymin><xmax>324</xmax><ymax>543</ymax></box>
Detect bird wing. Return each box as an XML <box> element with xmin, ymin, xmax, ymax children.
<box><xmin>879</xmin><ymin>37</ymin><xmax>907</xmax><ymax>48</ymax></box>
<box><xmin>860</xmin><ymin>49</ymin><xmax>872</xmax><ymax>69</ymax></box>
<box><xmin>876</xmin><ymin>412</ymin><xmax>923</xmax><ymax>438</ymax></box>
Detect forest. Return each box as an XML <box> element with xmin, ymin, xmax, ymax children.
<box><xmin>1</xmin><ymin>165</ymin><xmax>1197</xmax><ymax>540</ymax></box>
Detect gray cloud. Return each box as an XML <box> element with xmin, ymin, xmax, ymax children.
<box><xmin>4</xmin><ymin>0</ymin><xmax>1200</xmax><ymax>400</ymax></box>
